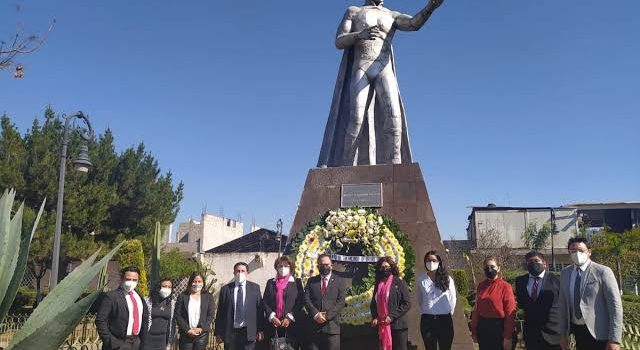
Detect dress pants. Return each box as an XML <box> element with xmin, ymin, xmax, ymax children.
<box><xmin>420</xmin><ymin>314</ymin><xmax>454</xmax><ymax>350</ymax></box>
<box><xmin>523</xmin><ymin>329</ymin><xmax>561</xmax><ymax>350</ymax></box>
<box><xmin>477</xmin><ymin>317</ymin><xmax>505</xmax><ymax>350</ymax></box>
<box><xmin>179</xmin><ymin>332</ymin><xmax>208</xmax><ymax>350</ymax></box>
<box><xmin>118</xmin><ymin>336</ymin><xmax>142</xmax><ymax>350</ymax></box>
<box><xmin>390</xmin><ymin>329</ymin><xmax>408</xmax><ymax>350</ymax></box>
<box><xmin>224</xmin><ymin>328</ymin><xmax>256</xmax><ymax>350</ymax></box>
<box><xmin>309</xmin><ymin>333</ymin><xmax>340</xmax><ymax>350</ymax></box>
<box><xmin>571</xmin><ymin>324</ymin><xmax>607</xmax><ymax>350</ymax></box>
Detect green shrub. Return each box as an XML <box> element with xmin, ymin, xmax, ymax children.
<box><xmin>624</xmin><ymin>301</ymin><xmax>640</xmax><ymax>327</ymax></box>
<box><xmin>160</xmin><ymin>248</ymin><xmax>202</xmax><ymax>281</ymax></box>
<box><xmin>622</xmin><ymin>295</ymin><xmax>640</xmax><ymax>303</ymax></box>
<box><xmin>10</xmin><ymin>288</ymin><xmax>33</xmax><ymax>312</ymax></box>
<box><xmin>117</xmin><ymin>239</ymin><xmax>149</xmax><ymax>296</ymax></box>
<box><xmin>459</xmin><ymin>295</ymin><xmax>473</xmax><ymax>319</ymax></box>
<box><xmin>450</xmin><ymin>269</ymin><xmax>469</xmax><ymax>297</ymax></box>
<box><xmin>501</xmin><ymin>270</ymin><xmax>526</xmax><ymax>286</ymax></box>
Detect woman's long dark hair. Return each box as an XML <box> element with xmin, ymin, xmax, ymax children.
<box><xmin>424</xmin><ymin>250</ymin><xmax>450</xmax><ymax>292</ymax></box>
<box><xmin>183</xmin><ymin>272</ymin><xmax>209</xmax><ymax>295</ymax></box>
<box><xmin>374</xmin><ymin>256</ymin><xmax>400</xmax><ymax>282</ymax></box>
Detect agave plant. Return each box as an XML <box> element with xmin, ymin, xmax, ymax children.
<box><xmin>7</xmin><ymin>243</ymin><xmax>123</xmax><ymax>350</ymax></box>
<box><xmin>0</xmin><ymin>189</ymin><xmax>124</xmax><ymax>350</ymax></box>
<box><xmin>0</xmin><ymin>189</ymin><xmax>45</xmax><ymax>324</ymax></box>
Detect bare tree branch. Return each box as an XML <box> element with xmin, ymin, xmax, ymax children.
<box><xmin>1</xmin><ymin>5</ymin><xmax>55</xmax><ymax>75</ymax></box>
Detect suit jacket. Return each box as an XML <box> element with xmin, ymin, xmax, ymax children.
<box><xmin>263</xmin><ymin>276</ymin><xmax>304</xmax><ymax>321</ymax></box>
<box><xmin>370</xmin><ymin>276</ymin><xmax>411</xmax><ymax>330</ymax></box>
<box><xmin>558</xmin><ymin>261</ymin><xmax>623</xmax><ymax>343</ymax></box>
<box><xmin>515</xmin><ymin>272</ymin><xmax>561</xmax><ymax>346</ymax></box>
<box><xmin>175</xmin><ymin>293</ymin><xmax>215</xmax><ymax>335</ymax></box>
<box><xmin>214</xmin><ymin>281</ymin><xmax>264</xmax><ymax>342</ymax></box>
<box><xmin>303</xmin><ymin>274</ymin><xmax>346</xmax><ymax>335</ymax></box>
<box><xmin>262</xmin><ymin>276</ymin><xmax>304</xmax><ymax>337</ymax></box>
<box><xmin>95</xmin><ymin>288</ymin><xmax>150</xmax><ymax>350</ymax></box>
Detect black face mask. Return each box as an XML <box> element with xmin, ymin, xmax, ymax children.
<box><xmin>484</xmin><ymin>266</ymin><xmax>498</xmax><ymax>279</ymax></box>
<box><xmin>377</xmin><ymin>269</ymin><xmax>392</xmax><ymax>279</ymax></box>
<box><xmin>527</xmin><ymin>262</ymin><xmax>545</xmax><ymax>277</ymax></box>
<box><xmin>319</xmin><ymin>266</ymin><xmax>331</xmax><ymax>276</ymax></box>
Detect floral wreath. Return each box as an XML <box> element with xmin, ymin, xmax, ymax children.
<box><xmin>290</xmin><ymin>208</ymin><xmax>415</xmax><ymax>325</ymax></box>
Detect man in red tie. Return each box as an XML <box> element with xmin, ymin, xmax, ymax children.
<box><xmin>515</xmin><ymin>251</ymin><xmax>562</xmax><ymax>350</ymax></box>
<box><xmin>96</xmin><ymin>266</ymin><xmax>149</xmax><ymax>350</ymax></box>
<box><xmin>303</xmin><ymin>254</ymin><xmax>346</xmax><ymax>350</ymax></box>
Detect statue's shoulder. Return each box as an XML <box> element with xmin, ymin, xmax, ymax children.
<box><xmin>345</xmin><ymin>5</ymin><xmax>362</xmax><ymax>17</ymax></box>
<box><xmin>388</xmin><ymin>9</ymin><xmax>405</xmax><ymax>18</ymax></box>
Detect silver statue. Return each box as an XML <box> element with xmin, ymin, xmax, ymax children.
<box><xmin>317</xmin><ymin>0</ymin><xmax>444</xmax><ymax>168</ymax></box>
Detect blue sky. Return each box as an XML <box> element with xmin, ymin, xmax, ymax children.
<box><xmin>1</xmin><ymin>0</ymin><xmax>639</xmax><ymax>240</ymax></box>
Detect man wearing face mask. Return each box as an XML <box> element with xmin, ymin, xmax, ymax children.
<box><xmin>303</xmin><ymin>254</ymin><xmax>346</xmax><ymax>350</ymax></box>
<box><xmin>96</xmin><ymin>266</ymin><xmax>150</xmax><ymax>350</ymax></box>
<box><xmin>558</xmin><ymin>237</ymin><xmax>623</xmax><ymax>350</ymax></box>
<box><xmin>515</xmin><ymin>251</ymin><xmax>561</xmax><ymax>350</ymax></box>
<box><xmin>214</xmin><ymin>262</ymin><xmax>264</xmax><ymax>350</ymax></box>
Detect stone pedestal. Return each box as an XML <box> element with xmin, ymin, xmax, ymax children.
<box><xmin>290</xmin><ymin>163</ymin><xmax>474</xmax><ymax>350</ymax></box>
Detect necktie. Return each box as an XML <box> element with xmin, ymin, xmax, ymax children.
<box><xmin>321</xmin><ymin>278</ymin><xmax>327</xmax><ymax>296</ymax></box>
<box><xmin>129</xmin><ymin>291</ymin><xmax>140</xmax><ymax>335</ymax></box>
<box><xmin>531</xmin><ymin>277</ymin><xmax>541</xmax><ymax>301</ymax></box>
<box><xmin>234</xmin><ymin>284</ymin><xmax>244</xmax><ymax>325</ymax></box>
<box><xmin>574</xmin><ymin>268</ymin><xmax>583</xmax><ymax>319</ymax></box>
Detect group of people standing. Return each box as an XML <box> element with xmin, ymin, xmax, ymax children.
<box><xmin>94</xmin><ymin>236</ymin><xmax>623</xmax><ymax>350</ymax></box>
<box><xmin>470</xmin><ymin>236</ymin><xmax>624</xmax><ymax>350</ymax></box>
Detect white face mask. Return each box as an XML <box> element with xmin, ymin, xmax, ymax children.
<box><xmin>425</xmin><ymin>261</ymin><xmax>439</xmax><ymax>272</ymax></box>
<box><xmin>277</xmin><ymin>266</ymin><xmax>290</xmax><ymax>277</ymax></box>
<box><xmin>192</xmin><ymin>283</ymin><xmax>204</xmax><ymax>292</ymax></box>
<box><xmin>235</xmin><ymin>272</ymin><xmax>247</xmax><ymax>284</ymax></box>
<box><xmin>123</xmin><ymin>280</ymin><xmax>138</xmax><ymax>293</ymax></box>
<box><xmin>571</xmin><ymin>251</ymin><xmax>589</xmax><ymax>266</ymax></box>
<box><xmin>159</xmin><ymin>287</ymin><xmax>172</xmax><ymax>299</ymax></box>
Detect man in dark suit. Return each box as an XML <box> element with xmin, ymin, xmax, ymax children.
<box><xmin>214</xmin><ymin>262</ymin><xmax>264</xmax><ymax>350</ymax></box>
<box><xmin>304</xmin><ymin>254</ymin><xmax>346</xmax><ymax>350</ymax></box>
<box><xmin>515</xmin><ymin>251</ymin><xmax>562</xmax><ymax>350</ymax></box>
<box><xmin>96</xmin><ymin>266</ymin><xmax>149</xmax><ymax>350</ymax></box>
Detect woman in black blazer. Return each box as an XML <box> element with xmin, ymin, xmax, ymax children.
<box><xmin>262</xmin><ymin>256</ymin><xmax>304</xmax><ymax>349</ymax></box>
<box><xmin>370</xmin><ymin>256</ymin><xmax>411</xmax><ymax>350</ymax></box>
<box><xmin>175</xmin><ymin>272</ymin><xmax>215</xmax><ymax>350</ymax></box>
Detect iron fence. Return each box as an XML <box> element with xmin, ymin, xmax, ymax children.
<box><xmin>0</xmin><ymin>314</ymin><xmax>222</xmax><ymax>350</ymax></box>
<box><xmin>2</xmin><ymin>313</ymin><xmax>639</xmax><ymax>349</ymax></box>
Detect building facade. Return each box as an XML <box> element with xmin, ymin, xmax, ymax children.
<box><xmin>467</xmin><ymin>205</ymin><xmax>578</xmax><ymax>250</ymax></box>
<box><xmin>569</xmin><ymin>201</ymin><xmax>640</xmax><ymax>235</ymax></box>
<box><xmin>165</xmin><ymin>213</ymin><xmax>244</xmax><ymax>254</ymax></box>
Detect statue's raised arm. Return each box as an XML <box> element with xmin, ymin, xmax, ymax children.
<box><xmin>394</xmin><ymin>0</ymin><xmax>444</xmax><ymax>32</ymax></box>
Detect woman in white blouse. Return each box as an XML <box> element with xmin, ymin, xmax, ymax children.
<box><xmin>417</xmin><ymin>250</ymin><xmax>457</xmax><ymax>350</ymax></box>
<box><xmin>175</xmin><ymin>272</ymin><xmax>215</xmax><ymax>350</ymax></box>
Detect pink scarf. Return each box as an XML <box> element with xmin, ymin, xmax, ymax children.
<box><xmin>275</xmin><ymin>274</ymin><xmax>290</xmax><ymax>319</ymax></box>
<box><xmin>376</xmin><ymin>275</ymin><xmax>394</xmax><ymax>350</ymax></box>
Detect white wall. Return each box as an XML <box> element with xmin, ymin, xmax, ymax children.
<box><xmin>474</xmin><ymin>208</ymin><xmax>577</xmax><ymax>249</ymax></box>
<box><xmin>201</xmin><ymin>214</ymin><xmax>243</xmax><ymax>252</ymax></box>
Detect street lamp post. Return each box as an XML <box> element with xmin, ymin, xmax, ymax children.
<box><xmin>51</xmin><ymin>111</ymin><xmax>94</xmax><ymax>289</ymax></box>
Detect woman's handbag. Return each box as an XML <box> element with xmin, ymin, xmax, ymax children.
<box><xmin>270</xmin><ymin>328</ymin><xmax>295</xmax><ymax>350</ymax></box>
